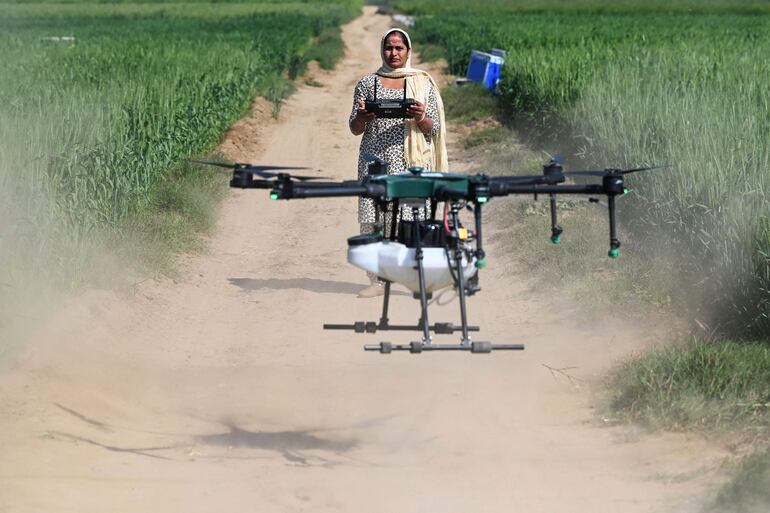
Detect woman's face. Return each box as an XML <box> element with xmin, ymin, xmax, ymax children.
<box><xmin>383</xmin><ymin>32</ymin><xmax>408</xmax><ymax>68</ymax></box>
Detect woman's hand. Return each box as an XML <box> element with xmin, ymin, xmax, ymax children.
<box><xmin>356</xmin><ymin>99</ymin><xmax>375</xmax><ymax>122</ymax></box>
<box><xmin>407</xmin><ymin>100</ymin><xmax>433</xmax><ymax>134</ymax></box>
<box><xmin>351</xmin><ymin>99</ymin><xmax>375</xmax><ymax>135</ymax></box>
<box><xmin>406</xmin><ymin>100</ymin><xmax>426</xmax><ymax>122</ymax></box>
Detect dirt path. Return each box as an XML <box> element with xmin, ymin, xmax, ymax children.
<box><xmin>0</xmin><ymin>8</ymin><xmax>727</xmax><ymax>513</ymax></box>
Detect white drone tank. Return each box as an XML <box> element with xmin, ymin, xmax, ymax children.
<box><xmin>348</xmin><ymin>238</ymin><xmax>477</xmax><ymax>294</ymax></box>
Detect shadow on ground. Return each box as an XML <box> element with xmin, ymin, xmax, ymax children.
<box><xmin>52</xmin><ymin>404</ymin><xmax>359</xmax><ymax>465</ymax></box>
<box><xmin>198</xmin><ymin>423</ymin><xmax>358</xmax><ymax>464</ymax></box>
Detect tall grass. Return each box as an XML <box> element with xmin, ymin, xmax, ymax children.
<box><xmin>606</xmin><ymin>339</ymin><xmax>770</xmax><ymax>430</ymax></box>
<box><xmin>575</xmin><ymin>40</ymin><xmax>770</xmax><ymax>335</ymax></box>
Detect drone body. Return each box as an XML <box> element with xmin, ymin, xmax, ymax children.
<box><xmin>197</xmin><ymin>158</ymin><xmax>660</xmax><ymax>354</ymax></box>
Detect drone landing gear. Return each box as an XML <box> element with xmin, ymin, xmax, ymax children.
<box><xmin>326</xmin><ymin>282</ymin><xmax>522</xmax><ymax>353</ymax></box>
<box><xmin>366</xmin><ymin>341</ymin><xmax>525</xmax><ymax>354</ymax></box>
<box><xmin>325</xmin><ymin>206</ymin><xmax>525</xmax><ymax>354</ymax></box>
<box><xmin>366</xmin><ymin>207</ymin><xmax>523</xmax><ymax>354</ymax></box>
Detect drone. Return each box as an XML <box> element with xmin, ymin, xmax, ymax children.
<box><xmin>194</xmin><ymin>158</ymin><xmax>660</xmax><ymax>354</ymax></box>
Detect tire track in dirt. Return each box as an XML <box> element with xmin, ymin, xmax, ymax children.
<box><xmin>0</xmin><ymin>7</ymin><xmax>727</xmax><ymax>513</ymax></box>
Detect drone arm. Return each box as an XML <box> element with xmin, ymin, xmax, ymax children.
<box><xmin>273</xmin><ymin>183</ymin><xmax>387</xmax><ymax>200</ymax></box>
<box><xmin>289</xmin><ymin>185</ymin><xmax>368</xmax><ymax>198</ymax></box>
<box><xmin>488</xmin><ymin>174</ymin><xmax>565</xmax><ymax>187</ymax></box>
<box><xmin>489</xmin><ymin>183</ymin><xmax>605</xmax><ymax>197</ymax></box>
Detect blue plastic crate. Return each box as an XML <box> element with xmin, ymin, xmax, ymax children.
<box><xmin>466</xmin><ymin>50</ymin><xmax>504</xmax><ymax>93</ymax></box>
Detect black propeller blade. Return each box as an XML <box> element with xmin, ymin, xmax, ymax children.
<box><xmin>490</xmin><ymin>174</ymin><xmax>561</xmax><ymax>184</ymax></box>
<box><xmin>190</xmin><ymin>159</ymin><xmax>325</xmax><ymax>181</ymax></box>
<box><xmin>616</xmin><ymin>164</ymin><xmax>668</xmax><ymax>175</ymax></box>
<box><xmin>564</xmin><ymin>164</ymin><xmax>668</xmax><ymax>177</ymax></box>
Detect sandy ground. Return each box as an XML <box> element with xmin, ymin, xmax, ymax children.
<box><xmin>0</xmin><ymin>8</ymin><xmax>729</xmax><ymax>513</ymax></box>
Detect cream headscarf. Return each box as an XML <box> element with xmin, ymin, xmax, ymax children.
<box><xmin>377</xmin><ymin>28</ymin><xmax>448</xmax><ymax>171</ymax></box>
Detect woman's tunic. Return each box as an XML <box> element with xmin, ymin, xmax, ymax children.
<box><xmin>349</xmin><ymin>73</ymin><xmax>441</xmax><ymax>224</ymax></box>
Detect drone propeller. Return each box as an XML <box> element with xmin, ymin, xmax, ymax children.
<box><xmin>490</xmin><ymin>174</ymin><xmax>563</xmax><ymax>185</ymax></box>
<box><xmin>564</xmin><ymin>164</ymin><xmax>668</xmax><ymax>177</ymax></box>
<box><xmin>190</xmin><ymin>159</ymin><xmax>324</xmax><ymax>181</ymax></box>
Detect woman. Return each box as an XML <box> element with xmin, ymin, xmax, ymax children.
<box><xmin>349</xmin><ymin>28</ymin><xmax>448</xmax><ymax>298</ymax></box>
